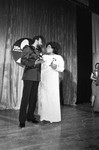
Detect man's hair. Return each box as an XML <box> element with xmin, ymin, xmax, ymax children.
<box><xmin>32</xmin><ymin>35</ymin><xmax>45</xmax><ymax>46</ymax></box>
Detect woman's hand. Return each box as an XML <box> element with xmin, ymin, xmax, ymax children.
<box><xmin>50</xmin><ymin>63</ymin><xmax>57</xmax><ymax>70</ymax></box>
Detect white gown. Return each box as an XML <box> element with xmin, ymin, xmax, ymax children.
<box><xmin>38</xmin><ymin>54</ymin><xmax>64</xmax><ymax>123</ymax></box>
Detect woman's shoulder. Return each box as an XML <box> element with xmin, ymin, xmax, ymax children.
<box><xmin>54</xmin><ymin>54</ymin><xmax>63</xmax><ymax>59</ymax></box>
<box><xmin>42</xmin><ymin>54</ymin><xmax>50</xmax><ymax>60</ymax></box>
<box><xmin>43</xmin><ymin>54</ymin><xmax>49</xmax><ymax>57</ymax></box>
<box><xmin>43</xmin><ymin>54</ymin><xmax>52</xmax><ymax>57</ymax></box>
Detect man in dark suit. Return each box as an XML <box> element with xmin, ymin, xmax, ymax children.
<box><xmin>19</xmin><ymin>35</ymin><xmax>45</xmax><ymax>128</ymax></box>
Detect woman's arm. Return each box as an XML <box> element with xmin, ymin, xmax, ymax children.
<box><xmin>54</xmin><ymin>55</ymin><xmax>64</xmax><ymax>72</ymax></box>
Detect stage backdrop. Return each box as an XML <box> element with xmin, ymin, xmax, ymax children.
<box><xmin>0</xmin><ymin>0</ymin><xmax>77</xmax><ymax>109</ymax></box>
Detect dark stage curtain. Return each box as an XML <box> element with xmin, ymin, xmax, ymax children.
<box><xmin>92</xmin><ymin>13</ymin><xmax>99</xmax><ymax>66</ymax></box>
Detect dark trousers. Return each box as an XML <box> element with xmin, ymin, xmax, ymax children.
<box><xmin>19</xmin><ymin>80</ymin><xmax>39</xmax><ymax>123</ymax></box>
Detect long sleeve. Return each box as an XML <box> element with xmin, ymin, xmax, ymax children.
<box><xmin>55</xmin><ymin>55</ymin><xmax>64</xmax><ymax>72</ymax></box>
<box><xmin>21</xmin><ymin>46</ymin><xmax>38</xmax><ymax>68</ymax></box>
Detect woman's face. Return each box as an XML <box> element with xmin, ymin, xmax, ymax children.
<box><xmin>46</xmin><ymin>45</ymin><xmax>53</xmax><ymax>54</ymax></box>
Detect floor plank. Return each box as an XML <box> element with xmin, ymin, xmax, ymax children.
<box><xmin>0</xmin><ymin>103</ymin><xmax>99</xmax><ymax>150</ymax></box>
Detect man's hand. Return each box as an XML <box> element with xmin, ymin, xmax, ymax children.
<box><xmin>35</xmin><ymin>58</ymin><xmax>44</xmax><ymax>65</ymax></box>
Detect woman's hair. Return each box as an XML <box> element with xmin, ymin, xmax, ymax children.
<box><xmin>46</xmin><ymin>42</ymin><xmax>61</xmax><ymax>54</ymax></box>
<box><xmin>95</xmin><ymin>63</ymin><xmax>99</xmax><ymax>69</ymax></box>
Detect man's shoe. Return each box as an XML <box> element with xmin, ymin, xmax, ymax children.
<box><xmin>19</xmin><ymin>123</ymin><xmax>25</xmax><ymax>128</ymax></box>
<box><xmin>27</xmin><ymin>118</ymin><xmax>39</xmax><ymax>124</ymax></box>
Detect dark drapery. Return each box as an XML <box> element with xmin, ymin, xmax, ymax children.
<box><xmin>92</xmin><ymin>13</ymin><xmax>99</xmax><ymax>68</ymax></box>
<box><xmin>0</xmin><ymin>0</ymin><xmax>77</xmax><ymax>109</ymax></box>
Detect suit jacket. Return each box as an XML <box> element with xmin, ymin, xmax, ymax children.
<box><xmin>21</xmin><ymin>46</ymin><xmax>41</xmax><ymax>81</ymax></box>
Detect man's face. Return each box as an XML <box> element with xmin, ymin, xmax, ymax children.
<box><xmin>38</xmin><ymin>38</ymin><xmax>42</xmax><ymax>46</ymax></box>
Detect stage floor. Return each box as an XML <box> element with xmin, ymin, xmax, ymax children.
<box><xmin>0</xmin><ymin>103</ymin><xmax>99</xmax><ymax>150</ymax></box>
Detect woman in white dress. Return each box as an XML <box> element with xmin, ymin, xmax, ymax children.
<box><xmin>91</xmin><ymin>63</ymin><xmax>99</xmax><ymax>112</ymax></box>
<box><xmin>36</xmin><ymin>42</ymin><xmax>64</xmax><ymax>123</ymax></box>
